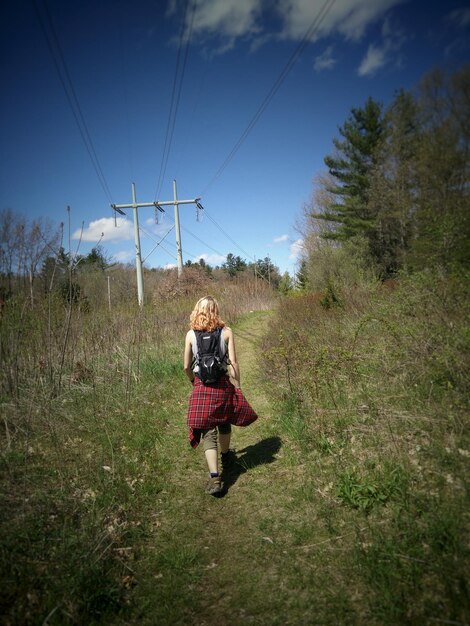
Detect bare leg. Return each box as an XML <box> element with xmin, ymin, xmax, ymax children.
<box><xmin>204</xmin><ymin>448</ymin><xmax>218</xmax><ymax>474</ymax></box>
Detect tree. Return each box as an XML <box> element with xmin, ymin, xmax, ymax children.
<box><xmin>278</xmin><ymin>271</ymin><xmax>293</xmax><ymax>295</ymax></box>
<box><xmin>0</xmin><ymin>210</ymin><xmax>60</xmax><ymax>300</ymax></box>
<box><xmin>410</xmin><ymin>66</ymin><xmax>470</xmax><ymax>270</ymax></box>
<box><xmin>0</xmin><ymin>209</ymin><xmax>24</xmax><ymax>295</ymax></box>
<box><xmin>197</xmin><ymin>257</ymin><xmax>213</xmax><ymax>277</ymax></box>
<box><xmin>249</xmin><ymin>257</ymin><xmax>281</xmax><ymax>288</ymax></box>
<box><xmin>41</xmin><ymin>247</ymin><xmax>69</xmax><ymax>296</ymax></box>
<box><xmin>25</xmin><ymin>218</ymin><xmax>60</xmax><ymax>306</ymax></box>
<box><xmin>222</xmin><ymin>253</ymin><xmax>247</xmax><ymax>278</ymax></box>
<box><xmin>367</xmin><ymin>89</ymin><xmax>420</xmax><ymax>276</ymax></box>
<box><xmin>296</xmin><ymin>259</ymin><xmax>309</xmax><ymax>290</ymax></box>
<box><xmin>78</xmin><ymin>245</ymin><xmax>110</xmax><ymax>272</ymax></box>
<box><xmin>315</xmin><ymin>97</ymin><xmax>386</xmax><ymax>241</ymax></box>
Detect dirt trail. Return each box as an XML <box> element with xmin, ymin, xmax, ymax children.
<box><xmin>189</xmin><ymin>311</ymin><xmax>280</xmax><ymax>623</ymax></box>
<box><xmin>138</xmin><ymin>309</ymin><xmax>304</xmax><ymax>625</ymax></box>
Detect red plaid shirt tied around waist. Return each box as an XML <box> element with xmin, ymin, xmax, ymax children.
<box><xmin>187</xmin><ymin>374</ymin><xmax>258</xmax><ymax>447</ymax></box>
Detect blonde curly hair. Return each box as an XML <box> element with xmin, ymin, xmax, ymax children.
<box><xmin>189</xmin><ymin>296</ymin><xmax>225</xmax><ymax>332</ymax></box>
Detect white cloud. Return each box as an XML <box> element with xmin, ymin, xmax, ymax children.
<box><xmin>181</xmin><ymin>0</ymin><xmax>405</xmax><ymax>51</ymax></box>
<box><xmin>289</xmin><ymin>238</ymin><xmax>304</xmax><ymax>259</ymax></box>
<box><xmin>193</xmin><ymin>252</ymin><xmax>226</xmax><ymax>266</ymax></box>
<box><xmin>73</xmin><ymin>217</ymin><xmax>134</xmax><ymax>243</ymax></box>
<box><xmin>273</xmin><ymin>234</ymin><xmax>289</xmax><ymax>243</ymax></box>
<box><xmin>113</xmin><ymin>250</ymin><xmax>134</xmax><ymax>263</ymax></box>
<box><xmin>142</xmin><ymin>218</ymin><xmax>173</xmax><ymax>238</ymax></box>
<box><xmin>164</xmin><ymin>263</ymin><xmax>177</xmax><ymax>270</ymax></box>
<box><xmin>314</xmin><ymin>45</ymin><xmax>336</xmax><ymax>71</ymax></box>
<box><xmin>188</xmin><ymin>0</ymin><xmax>262</xmax><ymax>51</ymax></box>
<box><xmin>276</xmin><ymin>0</ymin><xmax>406</xmax><ymax>42</ymax></box>
<box><xmin>357</xmin><ymin>17</ymin><xmax>406</xmax><ymax>76</ymax></box>
<box><xmin>358</xmin><ymin>43</ymin><xmax>387</xmax><ymax>76</ymax></box>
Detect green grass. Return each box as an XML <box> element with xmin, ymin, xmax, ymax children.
<box><xmin>335</xmin><ymin>463</ymin><xmax>408</xmax><ymax>513</ymax></box>
<box><xmin>0</xmin><ymin>302</ymin><xmax>191</xmax><ymax>624</ymax></box>
<box><xmin>1</xmin><ymin>278</ymin><xmax>469</xmax><ymax>625</ymax></box>
<box><xmin>257</xmin><ymin>272</ymin><xmax>469</xmax><ymax>624</ymax></box>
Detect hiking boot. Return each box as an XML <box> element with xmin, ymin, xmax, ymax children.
<box><xmin>206</xmin><ymin>475</ymin><xmax>222</xmax><ymax>496</ymax></box>
<box><xmin>221</xmin><ymin>449</ymin><xmax>237</xmax><ymax>470</ymax></box>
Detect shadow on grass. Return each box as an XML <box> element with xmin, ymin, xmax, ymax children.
<box><xmin>220</xmin><ymin>436</ymin><xmax>282</xmax><ymax>497</ymax></box>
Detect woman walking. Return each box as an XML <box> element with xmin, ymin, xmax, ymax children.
<box><xmin>184</xmin><ymin>296</ymin><xmax>258</xmax><ymax>496</ymax></box>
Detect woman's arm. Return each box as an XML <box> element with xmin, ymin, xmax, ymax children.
<box><xmin>224</xmin><ymin>327</ymin><xmax>240</xmax><ymax>388</ymax></box>
<box><xmin>183</xmin><ymin>330</ymin><xmax>195</xmax><ymax>383</ymax></box>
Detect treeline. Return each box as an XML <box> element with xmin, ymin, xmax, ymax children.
<box><xmin>301</xmin><ymin>65</ymin><xmax>469</xmax><ymax>289</ymax></box>
<box><xmin>0</xmin><ymin>206</ymin><xmax>291</xmax><ymax>310</ymax></box>
<box><xmin>185</xmin><ymin>252</ymin><xmax>283</xmax><ymax>288</ymax></box>
<box><xmin>0</xmin><ymin>210</ymin><xmax>60</xmax><ymax>304</ymax></box>
<box><xmin>0</xmin><ymin>210</ymin><xmax>119</xmax><ymax>306</ymax></box>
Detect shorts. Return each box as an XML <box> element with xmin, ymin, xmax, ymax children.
<box><xmin>201</xmin><ymin>423</ymin><xmax>232</xmax><ymax>452</ymax></box>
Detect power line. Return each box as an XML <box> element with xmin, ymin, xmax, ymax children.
<box><xmin>117</xmin><ymin>3</ymin><xmax>134</xmax><ymax>182</ymax></box>
<box><xmin>139</xmin><ymin>224</ymin><xmax>171</xmax><ymax>247</ymax></box>
<box><xmin>32</xmin><ymin>0</ymin><xmax>114</xmax><ymax>203</ymax></box>
<box><xmin>139</xmin><ymin>224</ymin><xmax>177</xmax><ymax>261</ymax></box>
<box><xmin>157</xmin><ymin>240</ymin><xmax>178</xmax><ymax>261</ymax></box>
<box><xmin>154</xmin><ymin>0</ymin><xmax>196</xmax><ymax>200</ymax></box>
<box><xmin>141</xmin><ymin>225</ymin><xmax>175</xmax><ymax>264</ymax></box>
<box><xmin>181</xmin><ymin>247</ymin><xmax>202</xmax><ymax>261</ymax></box>
<box><xmin>200</xmin><ymin>0</ymin><xmax>336</xmax><ymax>195</ymax></box>
<box><xmin>195</xmin><ymin>208</ymin><xmax>273</xmax><ymax>282</ymax></box>
<box><xmin>202</xmin><ymin>208</ymin><xmax>254</xmax><ymax>260</ymax></box>
<box><xmin>157</xmin><ymin>241</ymin><xmax>177</xmax><ymax>261</ymax></box>
<box><xmin>180</xmin><ymin>224</ymin><xmax>226</xmax><ymax>258</ymax></box>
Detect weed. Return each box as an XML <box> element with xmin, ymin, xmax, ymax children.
<box><xmin>336</xmin><ymin>464</ymin><xmax>408</xmax><ymax>513</ymax></box>
<box><xmin>274</xmin><ymin>394</ymin><xmax>312</xmax><ymax>451</ymax></box>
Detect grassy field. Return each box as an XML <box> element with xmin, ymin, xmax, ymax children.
<box><xmin>259</xmin><ymin>273</ymin><xmax>470</xmax><ymax>625</ymax></box>
<box><xmin>1</xmin><ymin>274</ymin><xmax>469</xmax><ymax>625</ymax></box>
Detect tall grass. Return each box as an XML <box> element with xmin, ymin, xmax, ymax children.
<box><xmin>0</xmin><ymin>277</ymin><xmax>275</xmax><ymax>624</ymax></box>
<box><xmin>260</xmin><ymin>270</ymin><xmax>470</xmax><ymax>624</ymax></box>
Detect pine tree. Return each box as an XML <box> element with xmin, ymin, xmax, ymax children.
<box><xmin>278</xmin><ymin>271</ymin><xmax>293</xmax><ymax>295</ymax></box>
<box><xmin>79</xmin><ymin>245</ymin><xmax>110</xmax><ymax>271</ymax></box>
<box><xmin>250</xmin><ymin>257</ymin><xmax>281</xmax><ymax>288</ymax></box>
<box><xmin>315</xmin><ymin>97</ymin><xmax>386</xmax><ymax>240</ymax></box>
<box><xmin>296</xmin><ymin>259</ymin><xmax>309</xmax><ymax>290</ymax></box>
<box><xmin>222</xmin><ymin>253</ymin><xmax>247</xmax><ymax>278</ymax></box>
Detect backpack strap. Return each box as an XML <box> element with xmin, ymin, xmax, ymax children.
<box><xmin>219</xmin><ymin>328</ymin><xmax>229</xmax><ymax>367</ymax></box>
<box><xmin>191</xmin><ymin>329</ymin><xmax>198</xmax><ymax>360</ymax></box>
<box><xmin>219</xmin><ymin>327</ymin><xmax>228</xmax><ymax>364</ymax></box>
<box><xmin>194</xmin><ymin>329</ymin><xmax>203</xmax><ymax>357</ymax></box>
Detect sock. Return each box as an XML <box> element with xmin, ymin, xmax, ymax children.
<box><xmin>210</xmin><ymin>472</ymin><xmax>219</xmax><ymax>478</ymax></box>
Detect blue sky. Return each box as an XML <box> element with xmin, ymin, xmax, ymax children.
<box><xmin>1</xmin><ymin>0</ymin><xmax>469</xmax><ymax>276</ymax></box>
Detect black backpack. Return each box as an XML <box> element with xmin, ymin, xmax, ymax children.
<box><xmin>194</xmin><ymin>327</ymin><xmax>227</xmax><ymax>384</ymax></box>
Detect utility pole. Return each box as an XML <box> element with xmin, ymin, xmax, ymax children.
<box><xmin>132</xmin><ymin>183</ymin><xmax>144</xmax><ymax>306</ymax></box>
<box><xmin>173</xmin><ymin>179</ymin><xmax>183</xmax><ymax>277</ymax></box>
<box><xmin>111</xmin><ymin>181</ymin><xmax>201</xmax><ymax>306</ymax></box>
